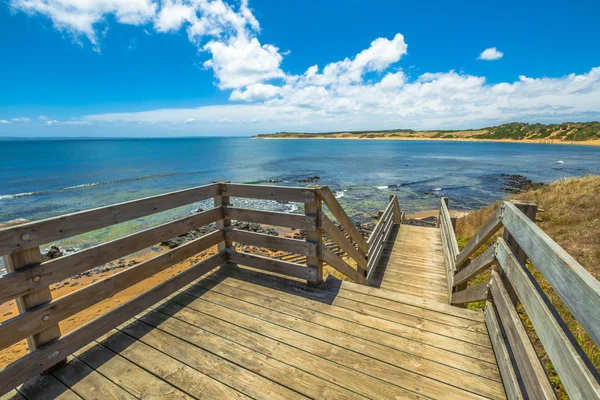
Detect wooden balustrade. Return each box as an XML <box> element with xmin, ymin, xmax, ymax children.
<box><xmin>0</xmin><ymin>181</ymin><xmax>404</xmax><ymax>395</ymax></box>
<box><xmin>439</xmin><ymin>198</ymin><xmax>600</xmax><ymax>399</ymax></box>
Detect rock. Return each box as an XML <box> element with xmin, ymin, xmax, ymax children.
<box><xmin>192</xmin><ymin>208</ymin><xmax>204</xmax><ymax>214</ymax></box>
<box><xmin>500</xmin><ymin>174</ymin><xmax>546</xmax><ymax>194</ymax></box>
<box><xmin>295</xmin><ymin>176</ymin><xmax>320</xmax><ymax>183</ymax></box>
<box><xmin>43</xmin><ymin>245</ymin><xmax>63</xmax><ymax>260</ymax></box>
<box><xmin>406</xmin><ymin>217</ymin><xmax>438</xmax><ymax>227</ymax></box>
<box><xmin>265</xmin><ymin>178</ymin><xmax>284</xmax><ymax>183</ymax></box>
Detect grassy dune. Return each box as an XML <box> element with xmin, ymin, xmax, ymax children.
<box><xmin>455</xmin><ymin>176</ymin><xmax>600</xmax><ymax>398</ymax></box>
<box><xmin>255</xmin><ymin>121</ymin><xmax>600</xmax><ymax>143</ymax></box>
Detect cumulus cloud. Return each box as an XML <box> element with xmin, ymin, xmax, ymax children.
<box><xmin>0</xmin><ymin>120</ymin><xmax>10</xmax><ymax>124</ymax></box>
<box><xmin>8</xmin><ymin>1</ymin><xmax>600</xmax><ymax>134</ymax></box>
<box><xmin>478</xmin><ymin>47</ymin><xmax>504</xmax><ymax>61</ymax></box>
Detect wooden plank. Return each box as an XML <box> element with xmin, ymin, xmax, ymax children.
<box><xmin>367</xmin><ymin>215</ymin><xmax>395</xmax><ymax>281</ymax></box>
<box><xmin>0</xmin><ymin>230</ymin><xmax>224</xmax><ymax>351</ymax></box>
<box><xmin>188</xmin><ymin>282</ymin><xmax>501</xmax><ymax>390</ymax></box>
<box><xmin>451</xmin><ymin>279</ymin><xmax>490</xmax><ymax>305</ymax></box>
<box><xmin>73</xmin><ymin>342</ymin><xmax>193</xmax><ymax>399</ymax></box>
<box><xmin>225</xmin><ymin>207</ymin><xmax>316</xmax><ymax>230</ymax></box>
<box><xmin>98</xmin><ymin>329</ymin><xmax>250</xmax><ymax>399</ymax></box>
<box><xmin>0</xmin><ymin>207</ymin><xmax>223</xmax><ymax>305</ymax></box>
<box><xmin>213</xmin><ymin>180</ymin><xmax>232</xmax><ymax>252</ymax></box>
<box><xmin>485</xmin><ymin>301</ymin><xmax>525</xmax><ymax>400</ymax></box>
<box><xmin>320</xmin><ymin>214</ymin><xmax>367</xmax><ymax>269</ymax></box>
<box><xmin>453</xmin><ymin>245</ymin><xmax>496</xmax><ymax>287</ymax></box>
<box><xmin>0</xmin><ymin>252</ymin><xmax>226</xmax><ymax>395</ymax></box>
<box><xmin>321</xmin><ymin>246</ymin><xmax>359</xmax><ymax>282</ymax></box>
<box><xmin>496</xmin><ymin>238</ymin><xmax>600</xmax><ymax>399</ymax></box>
<box><xmin>489</xmin><ymin>271</ymin><xmax>556</xmax><ymax>399</ymax></box>
<box><xmin>0</xmin><ymin>183</ymin><xmax>220</xmax><ymax>256</ymax></box>
<box><xmin>52</xmin><ymin>356</ymin><xmax>136</xmax><ymax>399</ymax></box>
<box><xmin>456</xmin><ymin>205</ymin><xmax>503</xmax><ymax>268</ymax></box>
<box><xmin>223</xmin><ymin>183</ymin><xmax>316</xmax><ymax>204</ymax></box>
<box><xmin>2</xmin><ymin>242</ymin><xmax>62</xmax><ymax>355</ymax></box>
<box><xmin>123</xmin><ymin>318</ymin><xmax>309</xmax><ymax>400</ymax></box>
<box><xmin>227</xmin><ymin>250</ymin><xmax>315</xmax><ymax>281</ymax></box>
<box><xmin>168</xmin><ymin>290</ymin><xmax>497</xmax><ymax>399</ymax></box>
<box><xmin>227</xmin><ymin>229</ymin><xmax>317</xmax><ymax>257</ymax></box>
<box><xmin>502</xmin><ymin>201</ymin><xmax>600</xmax><ymax>348</ymax></box>
<box><xmin>16</xmin><ymin>373</ymin><xmax>81</xmax><ymax>400</ymax></box>
<box><xmin>315</xmin><ymin>186</ymin><xmax>368</xmax><ymax>254</ymax></box>
<box><xmin>304</xmin><ymin>195</ymin><xmax>323</xmax><ymax>284</ymax></box>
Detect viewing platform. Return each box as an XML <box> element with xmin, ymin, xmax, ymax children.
<box><xmin>0</xmin><ymin>182</ymin><xmax>598</xmax><ymax>399</ymax></box>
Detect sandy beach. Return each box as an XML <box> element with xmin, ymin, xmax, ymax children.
<box><xmin>256</xmin><ymin>135</ymin><xmax>600</xmax><ymax>146</ymax></box>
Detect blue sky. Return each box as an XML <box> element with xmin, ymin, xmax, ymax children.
<box><xmin>1</xmin><ymin>0</ymin><xmax>599</xmax><ymax>136</ymax></box>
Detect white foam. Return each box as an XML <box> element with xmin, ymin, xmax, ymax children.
<box><xmin>0</xmin><ymin>192</ymin><xmax>34</xmax><ymax>200</ymax></box>
<box><xmin>334</xmin><ymin>190</ymin><xmax>345</xmax><ymax>199</ymax></box>
<box><xmin>376</xmin><ymin>186</ymin><xmax>388</xmax><ymax>190</ymax></box>
<box><xmin>557</xmin><ymin>160</ymin><xmax>564</xmax><ymax>164</ymax></box>
<box><xmin>434</xmin><ymin>187</ymin><xmax>442</xmax><ymax>191</ymax></box>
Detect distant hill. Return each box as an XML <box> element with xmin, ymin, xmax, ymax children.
<box><xmin>254</xmin><ymin>122</ymin><xmax>600</xmax><ymax>143</ymax></box>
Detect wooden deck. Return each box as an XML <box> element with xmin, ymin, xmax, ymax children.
<box><xmin>370</xmin><ymin>225</ymin><xmax>448</xmax><ymax>303</ymax></box>
<box><xmin>3</xmin><ymin>252</ymin><xmax>505</xmax><ymax>399</ymax></box>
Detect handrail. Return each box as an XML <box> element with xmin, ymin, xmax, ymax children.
<box><xmin>365</xmin><ymin>195</ymin><xmax>401</xmax><ymax>282</ymax></box>
<box><xmin>315</xmin><ymin>186</ymin><xmax>369</xmax><ymax>254</ymax></box>
<box><xmin>0</xmin><ymin>181</ymin><xmax>402</xmax><ymax>395</ymax></box>
<box><xmin>441</xmin><ymin>199</ymin><xmax>600</xmax><ymax>399</ymax></box>
<box><xmin>439</xmin><ymin>198</ymin><xmax>459</xmax><ymax>298</ymax></box>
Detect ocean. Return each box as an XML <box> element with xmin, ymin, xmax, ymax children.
<box><xmin>1</xmin><ymin>137</ymin><xmax>599</xmax><ymax>254</ymax></box>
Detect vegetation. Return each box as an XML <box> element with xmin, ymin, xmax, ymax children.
<box><xmin>455</xmin><ymin>176</ymin><xmax>600</xmax><ymax>398</ymax></box>
<box><xmin>255</xmin><ymin>121</ymin><xmax>600</xmax><ymax>142</ymax></box>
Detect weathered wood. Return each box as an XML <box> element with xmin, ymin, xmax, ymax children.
<box><xmin>502</xmin><ymin>201</ymin><xmax>600</xmax><ymax>348</ymax></box>
<box><xmin>321</xmin><ymin>246</ymin><xmax>359</xmax><ymax>282</ymax></box>
<box><xmin>316</xmin><ymin>187</ymin><xmax>368</xmax><ymax>254</ymax></box>
<box><xmin>456</xmin><ymin>205</ymin><xmax>503</xmax><ymax>268</ymax></box>
<box><xmin>496</xmin><ymin>238</ymin><xmax>600</xmax><ymax>399</ymax></box>
<box><xmin>485</xmin><ymin>301</ymin><xmax>525</xmax><ymax>400</ymax></box>
<box><xmin>0</xmin><ymin>207</ymin><xmax>223</xmax><ymax>305</ymax></box>
<box><xmin>0</xmin><ymin>230</ymin><xmax>224</xmax><ymax>351</ymax></box>
<box><xmin>390</xmin><ymin>195</ymin><xmax>401</xmax><ymax>224</ymax></box>
<box><xmin>451</xmin><ymin>279</ymin><xmax>490</xmax><ymax>305</ymax></box>
<box><xmin>366</xmin><ymin>214</ymin><xmax>395</xmax><ymax>281</ymax></box>
<box><xmin>489</xmin><ymin>271</ymin><xmax>556</xmax><ymax>399</ymax></box>
<box><xmin>225</xmin><ymin>207</ymin><xmax>316</xmax><ymax>230</ymax></box>
<box><xmin>1</xmin><ymin>220</ymin><xmax>62</xmax><ymax>355</ymax></box>
<box><xmin>304</xmin><ymin>194</ymin><xmax>323</xmax><ymax>284</ymax></box>
<box><xmin>367</xmin><ymin>200</ymin><xmax>395</xmax><ymax>246</ymax></box>
<box><xmin>503</xmin><ymin>201</ymin><xmax>537</xmax><ymax>265</ymax></box>
<box><xmin>0</xmin><ymin>183</ymin><xmax>220</xmax><ymax>256</ymax></box>
<box><xmin>227</xmin><ymin>229</ymin><xmax>317</xmax><ymax>257</ymax></box>
<box><xmin>214</xmin><ymin>180</ymin><xmax>232</xmax><ymax>252</ymax></box>
<box><xmin>320</xmin><ymin>214</ymin><xmax>367</xmax><ymax>269</ymax></box>
<box><xmin>223</xmin><ymin>183</ymin><xmax>317</xmax><ymax>204</ymax></box>
<box><xmin>453</xmin><ymin>245</ymin><xmax>496</xmax><ymax>287</ymax></box>
<box><xmin>227</xmin><ymin>250</ymin><xmax>316</xmax><ymax>282</ymax></box>
<box><xmin>0</xmin><ymin>252</ymin><xmax>226</xmax><ymax>395</ymax></box>
<box><xmin>440</xmin><ymin>199</ymin><xmax>459</xmax><ymax>256</ymax></box>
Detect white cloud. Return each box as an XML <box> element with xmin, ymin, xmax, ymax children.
<box><xmin>0</xmin><ymin>120</ymin><xmax>10</xmax><ymax>124</ymax></box>
<box><xmin>11</xmin><ymin>117</ymin><xmax>31</xmax><ymax>123</ymax></box>
<box><xmin>478</xmin><ymin>47</ymin><xmax>504</xmax><ymax>61</ymax></box>
<box><xmin>46</xmin><ymin>120</ymin><xmax>60</xmax><ymax>125</ymax></box>
<box><xmin>230</xmin><ymin>83</ymin><xmax>280</xmax><ymax>101</ymax></box>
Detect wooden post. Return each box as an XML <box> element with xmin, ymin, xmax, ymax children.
<box><xmin>389</xmin><ymin>195</ymin><xmax>401</xmax><ymax>224</ymax></box>
<box><xmin>501</xmin><ymin>200</ymin><xmax>538</xmax><ymax>305</ymax></box>
<box><xmin>0</xmin><ymin>219</ymin><xmax>64</xmax><ymax>367</ymax></box>
<box><xmin>214</xmin><ymin>181</ymin><xmax>232</xmax><ymax>253</ymax></box>
<box><xmin>305</xmin><ymin>186</ymin><xmax>323</xmax><ymax>285</ymax></box>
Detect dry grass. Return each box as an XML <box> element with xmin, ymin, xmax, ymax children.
<box><xmin>455</xmin><ymin>176</ymin><xmax>600</xmax><ymax>398</ymax></box>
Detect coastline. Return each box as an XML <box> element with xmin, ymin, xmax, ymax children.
<box><xmin>255</xmin><ymin>136</ymin><xmax>600</xmax><ymax>146</ymax></box>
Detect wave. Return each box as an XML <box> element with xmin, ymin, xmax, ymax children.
<box><xmin>334</xmin><ymin>190</ymin><xmax>345</xmax><ymax>199</ymax></box>
<box><xmin>376</xmin><ymin>186</ymin><xmax>388</xmax><ymax>190</ymax></box>
<box><xmin>0</xmin><ymin>170</ymin><xmax>213</xmax><ymax>201</ymax></box>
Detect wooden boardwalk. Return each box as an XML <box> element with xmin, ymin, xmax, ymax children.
<box><xmin>370</xmin><ymin>225</ymin><xmax>448</xmax><ymax>303</ymax></box>
<box><xmin>4</xmin><ymin>261</ymin><xmax>505</xmax><ymax>399</ymax></box>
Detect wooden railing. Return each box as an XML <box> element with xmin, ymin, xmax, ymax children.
<box><xmin>366</xmin><ymin>195</ymin><xmax>403</xmax><ymax>282</ymax></box>
<box><xmin>440</xmin><ymin>200</ymin><xmax>600</xmax><ymax>399</ymax></box>
<box><xmin>0</xmin><ymin>181</ymin><xmax>402</xmax><ymax>395</ymax></box>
